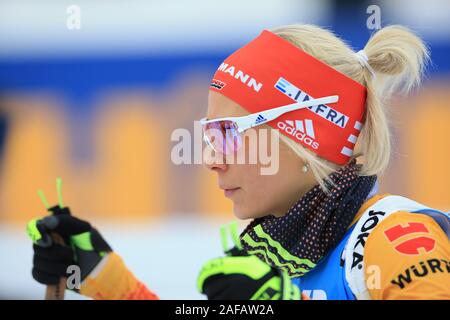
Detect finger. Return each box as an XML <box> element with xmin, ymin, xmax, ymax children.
<box><xmin>33</xmin><ymin>243</ymin><xmax>73</xmax><ymax>262</ymax></box>
<box><xmin>48</xmin><ymin>205</ymin><xmax>71</xmax><ymax>216</ymax></box>
<box><xmin>221</xmin><ymin>255</ymin><xmax>271</xmax><ymax>279</ymax></box>
<box><xmin>39</xmin><ymin>214</ymin><xmax>91</xmax><ymax>236</ymax></box>
<box><xmin>197</xmin><ymin>257</ymin><xmax>226</xmax><ymax>293</ymax></box>
<box><xmin>27</xmin><ymin>218</ymin><xmax>52</xmax><ymax>247</ymax></box>
<box><xmin>33</xmin><ymin>254</ymin><xmax>71</xmax><ymax>277</ymax></box>
<box><xmin>32</xmin><ymin>267</ymin><xmax>64</xmax><ymax>286</ymax></box>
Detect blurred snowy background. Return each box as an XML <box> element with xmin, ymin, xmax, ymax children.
<box><xmin>0</xmin><ymin>0</ymin><xmax>449</xmax><ymax>299</ymax></box>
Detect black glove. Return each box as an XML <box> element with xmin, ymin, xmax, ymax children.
<box><xmin>26</xmin><ymin>205</ymin><xmax>112</xmax><ymax>288</ymax></box>
<box><xmin>197</xmin><ymin>223</ymin><xmax>301</xmax><ymax>300</ymax></box>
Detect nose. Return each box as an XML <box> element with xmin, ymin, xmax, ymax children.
<box><xmin>203</xmin><ymin>146</ymin><xmax>228</xmax><ymax>172</ymax></box>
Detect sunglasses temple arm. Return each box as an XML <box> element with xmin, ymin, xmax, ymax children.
<box><xmin>239</xmin><ymin>95</ymin><xmax>339</xmax><ymax>131</ymax></box>
<box><xmin>201</xmin><ymin>95</ymin><xmax>338</xmax><ymax>133</ymax></box>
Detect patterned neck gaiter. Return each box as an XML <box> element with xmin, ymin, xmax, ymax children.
<box><xmin>240</xmin><ymin>158</ymin><xmax>377</xmax><ymax>278</ymax></box>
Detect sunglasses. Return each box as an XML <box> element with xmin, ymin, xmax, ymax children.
<box><xmin>199</xmin><ymin>95</ymin><xmax>339</xmax><ymax>155</ymax></box>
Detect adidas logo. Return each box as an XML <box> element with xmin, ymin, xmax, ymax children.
<box><xmin>285</xmin><ymin>119</ymin><xmax>315</xmax><ymax>138</ymax></box>
<box><xmin>254</xmin><ymin>114</ymin><xmax>267</xmax><ymax>125</ymax></box>
<box><xmin>277</xmin><ymin>119</ymin><xmax>319</xmax><ymax>149</ymax></box>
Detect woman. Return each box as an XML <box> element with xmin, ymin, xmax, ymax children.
<box><xmin>196</xmin><ymin>24</ymin><xmax>450</xmax><ymax>300</ymax></box>
<box><xmin>27</xmin><ymin>24</ymin><xmax>449</xmax><ymax>300</ymax></box>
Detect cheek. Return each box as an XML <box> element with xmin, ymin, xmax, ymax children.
<box><xmin>231</xmin><ymin>165</ymin><xmax>289</xmax><ymax>219</ymax></box>
<box><xmin>227</xmin><ymin>164</ymin><xmax>266</xmax><ymax>219</ymax></box>
<box><xmin>228</xmin><ymin>128</ymin><xmax>306</xmax><ymax>219</ymax></box>
<box><xmin>231</xmin><ymin>140</ymin><xmax>305</xmax><ymax>219</ymax></box>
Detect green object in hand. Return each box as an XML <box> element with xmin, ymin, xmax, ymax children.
<box><xmin>197</xmin><ymin>221</ymin><xmax>301</xmax><ymax>300</ymax></box>
<box><xmin>26</xmin><ymin>178</ymin><xmax>112</xmax><ymax>287</ymax></box>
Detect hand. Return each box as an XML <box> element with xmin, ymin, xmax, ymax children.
<box><xmin>197</xmin><ymin>248</ymin><xmax>301</xmax><ymax>300</ymax></box>
<box><xmin>26</xmin><ymin>205</ymin><xmax>112</xmax><ymax>288</ymax></box>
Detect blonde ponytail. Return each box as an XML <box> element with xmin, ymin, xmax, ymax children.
<box><xmin>270</xmin><ymin>24</ymin><xmax>429</xmax><ymax>191</ymax></box>
<box><xmin>359</xmin><ymin>25</ymin><xmax>429</xmax><ymax>176</ymax></box>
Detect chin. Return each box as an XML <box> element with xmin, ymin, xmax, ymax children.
<box><xmin>233</xmin><ymin>203</ymin><xmax>268</xmax><ymax>220</ymax></box>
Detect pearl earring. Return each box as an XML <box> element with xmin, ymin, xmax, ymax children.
<box><xmin>302</xmin><ymin>163</ymin><xmax>309</xmax><ymax>173</ymax></box>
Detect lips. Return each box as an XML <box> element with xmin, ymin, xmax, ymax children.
<box><xmin>219</xmin><ymin>185</ymin><xmax>240</xmax><ymax>198</ymax></box>
<box><xmin>224</xmin><ymin>188</ymin><xmax>240</xmax><ymax>198</ymax></box>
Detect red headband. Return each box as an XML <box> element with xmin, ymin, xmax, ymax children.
<box><xmin>209</xmin><ymin>30</ymin><xmax>367</xmax><ymax>165</ymax></box>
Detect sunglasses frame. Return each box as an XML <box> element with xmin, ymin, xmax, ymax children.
<box><xmin>199</xmin><ymin>95</ymin><xmax>339</xmax><ymax>153</ymax></box>
<box><xmin>200</xmin><ymin>95</ymin><xmax>339</xmax><ymax>133</ymax></box>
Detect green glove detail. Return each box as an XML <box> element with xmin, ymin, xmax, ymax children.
<box><xmin>197</xmin><ymin>221</ymin><xmax>301</xmax><ymax>300</ymax></box>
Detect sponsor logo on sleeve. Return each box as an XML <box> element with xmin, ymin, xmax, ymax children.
<box><xmin>351</xmin><ymin>210</ymin><xmax>387</xmax><ymax>270</ymax></box>
<box><xmin>383</xmin><ymin>222</ymin><xmax>436</xmax><ymax>255</ymax></box>
<box><xmin>391</xmin><ymin>258</ymin><xmax>450</xmax><ymax>289</ymax></box>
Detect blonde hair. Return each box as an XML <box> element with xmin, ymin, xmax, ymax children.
<box><xmin>270</xmin><ymin>24</ymin><xmax>429</xmax><ymax>192</ymax></box>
